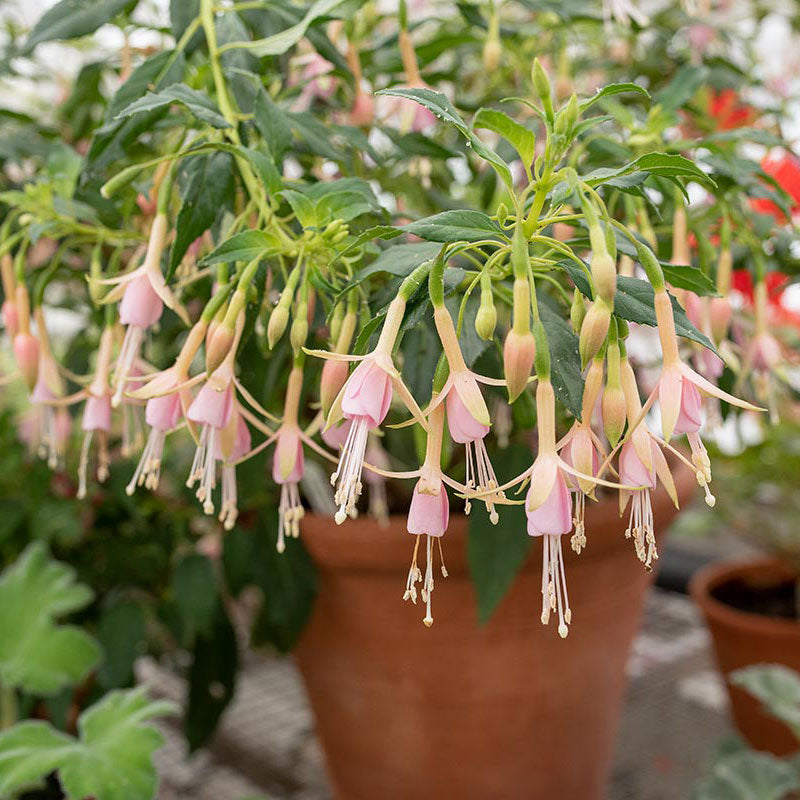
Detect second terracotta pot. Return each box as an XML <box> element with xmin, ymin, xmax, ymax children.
<box><xmin>295</xmin><ymin>463</ymin><xmax>695</xmax><ymax>800</ymax></box>
<box><xmin>691</xmin><ymin>558</ymin><xmax>800</xmax><ymax>755</ymax></box>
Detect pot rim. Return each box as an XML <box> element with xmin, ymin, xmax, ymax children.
<box><xmin>690</xmin><ymin>557</ymin><xmax>800</xmax><ymax>638</ymax></box>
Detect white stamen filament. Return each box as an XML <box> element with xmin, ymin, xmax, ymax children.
<box><xmin>464</xmin><ymin>438</ymin><xmax>504</xmax><ymax>524</ymax></box>
<box><xmin>127</xmin><ymin>427</ymin><xmax>167</xmax><ymax>495</ymax></box>
<box><xmin>77</xmin><ymin>430</ymin><xmax>92</xmax><ymax>500</ymax></box>
<box><xmin>186</xmin><ymin>425</ymin><xmax>218</xmax><ymax>515</ymax></box>
<box><xmin>541</xmin><ymin>535</ymin><xmax>571</xmax><ymax>638</ymax></box>
<box><xmin>331</xmin><ymin>415</ymin><xmax>370</xmax><ymax>524</ymax></box>
<box><xmin>402</xmin><ymin>534</ymin><xmax>447</xmax><ymax>627</ymax></box>
<box><xmin>687</xmin><ymin>432</ymin><xmax>715</xmax><ymax>507</ymax></box>
<box><xmin>277</xmin><ymin>482</ymin><xmax>304</xmax><ymax>553</ymax></box>
<box><xmin>36</xmin><ymin>405</ymin><xmax>60</xmax><ymax>469</ymax></box>
<box><xmin>219</xmin><ymin>464</ymin><xmax>239</xmax><ymax>531</ymax></box>
<box><xmin>121</xmin><ymin>401</ymin><xmax>145</xmax><ymax>458</ymax></box>
<box><xmin>625</xmin><ymin>489</ymin><xmax>657</xmax><ymax>570</ymax></box>
<box><xmin>112</xmin><ymin>325</ymin><xmax>144</xmax><ymax>408</ymax></box>
<box><xmin>571</xmin><ymin>491</ymin><xmax>587</xmax><ymax>554</ymax></box>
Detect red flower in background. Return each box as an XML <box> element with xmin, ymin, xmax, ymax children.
<box><xmin>709</xmin><ymin>89</ymin><xmax>758</xmax><ymax>131</ymax></box>
<box><xmin>732</xmin><ymin>269</ymin><xmax>800</xmax><ymax>329</ymax></box>
<box><xmin>750</xmin><ymin>154</ymin><xmax>800</xmax><ymax>221</ymax></box>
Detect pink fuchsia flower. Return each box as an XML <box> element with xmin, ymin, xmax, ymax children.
<box><xmin>216</xmin><ymin>408</ymin><xmax>251</xmax><ymax>530</ymax></box>
<box><xmin>30</xmin><ymin>310</ymin><xmax>67</xmax><ymax>469</ymax></box>
<box><xmin>308</xmin><ymin>294</ymin><xmax>427</xmax><ymax>524</ymax></box>
<box><xmin>653</xmin><ymin>288</ymin><xmax>761</xmax><ymax>499</ymax></box>
<box><xmin>273</xmin><ymin>423</ymin><xmax>305</xmax><ymax>553</ymax></box>
<box><xmin>97</xmin><ymin>213</ymin><xmax>189</xmax><ymax>407</ymax></box>
<box><xmin>290</xmin><ymin>53</ymin><xmax>336</xmax><ymax>112</ymax></box>
<box><xmin>77</xmin><ymin>327</ymin><xmax>114</xmax><ymax>499</ymax></box>
<box><xmin>402</xmin><ymin>403</ymin><xmax>451</xmax><ymax>628</ymax></box>
<box><xmin>431</xmin><ymin>304</ymin><xmax>505</xmax><ymax>522</ymax></box>
<box><xmin>126</xmin><ymin>321</ymin><xmax>209</xmax><ymax>495</ymax></box>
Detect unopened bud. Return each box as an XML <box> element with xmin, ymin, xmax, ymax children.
<box><xmin>532</xmin><ymin>59</ymin><xmax>552</xmax><ymax>108</ymax></box>
<box><xmin>350</xmin><ymin>90</ymin><xmax>375</xmax><ymax>127</ymax></box>
<box><xmin>14</xmin><ymin>332</ymin><xmax>39</xmax><ymax>391</ymax></box>
<box><xmin>578</xmin><ymin>299</ymin><xmax>611</xmax><ymax>367</ymax></box>
<box><xmin>2</xmin><ymin>300</ymin><xmax>19</xmax><ymax>340</ymax></box>
<box><xmin>503</xmin><ymin>328</ymin><xmax>536</xmax><ymax>402</ymax></box>
<box><xmin>320</xmin><ymin>358</ymin><xmax>349</xmax><ymax>418</ymax></box>
<box><xmin>290</xmin><ymin>313</ymin><xmax>308</xmax><ymax>351</ymax></box>
<box><xmin>205</xmin><ymin>323</ymin><xmax>235</xmax><ymax>374</ymax></box>
<box><xmin>482</xmin><ymin>35</ymin><xmax>501</xmax><ymax>72</ymax></box>
<box><xmin>602</xmin><ymin>382</ymin><xmax>626</xmax><ymax>447</ymax></box>
<box><xmin>570</xmin><ymin>289</ymin><xmax>586</xmax><ymax>333</ymax></box>
<box><xmin>475</xmin><ymin>283</ymin><xmax>497</xmax><ymax>341</ymax></box>
<box><xmin>497</xmin><ymin>202</ymin><xmax>509</xmax><ymax>226</ymax></box>
<box><xmin>709</xmin><ymin>296</ymin><xmax>732</xmax><ymax>344</ymax></box>
<box><xmin>267</xmin><ymin>305</ymin><xmax>290</xmax><ymax>349</ymax></box>
<box><xmin>589</xmin><ymin>223</ymin><xmax>617</xmax><ymax>306</ymax></box>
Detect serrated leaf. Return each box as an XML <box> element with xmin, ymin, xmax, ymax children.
<box><xmin>224</xmin><ymin>0</ymin><xmax>347</xmax><ymax>57</ymax></box>
<box><xmin>402</xmin><ymin>209</ymin><xmax>504</xmax><ymax>243</ymax></box>
<box><xmin>732</xmin><ymin>665</ymin><xmax>800</xmax><ymax>739</ymax></box>
<box><xmin>199</xmin><ymin>230</ymin><xmax>282</xmax><ymax>266</ymax></box>
<box><xmin>24</xmin><ymin>0</ymin><xmax>137</xmax><ymax>53</ymax></box>
<box><xmin>468</xmin><ymin>444</ymin><xmax>533</xmax><ymax>623</ymax></box>
<box><xmin>253</xmin><ymin>87</ymin><xmax>292</xmax><ymax>162</ymax></box>
<box><xmin>0</xmin><ymin>688</ymin><xmax>178</xmax><ymax>800</ymax></box>
<box><xmin>579</xmin><ymin>82</ymin><xmax>650</xmax><ymax>112</ymax></box>
<box><xmin>114</xmin><ymin>84</ymin><xmax>229</xmax><ymax>129</ymax></box>
<box><xmin>0</xmin><ymin>543</ymin><xmax>101</xmax><ymax>695</ymax></box>
<box><xmin>587</xmin><ymin>152</ymin><xmax>715</xmax><ymax>189</ymax></box>
<box><xmin>376</xmin><ymin>87</ymin><xmax>513</xmax><ymax>188</ymax></box>
<box><xmin>168</xmin><ymin>152</ymin><xmax>234</xmax><ymax>280</ymax></box>
<box><xmin>694</xmin><ymin>751</ymin><xmax>800</xmax><ymax>800</ymax></box>
<box><xmin>473</xmin><ymin>108</ymin><xmax>535</xmax><ymax>166</ymax></box>
<box><xmin>662</xmin><ymin>264</ymin><xmax>718</xmax><ymax>296</ymax></box>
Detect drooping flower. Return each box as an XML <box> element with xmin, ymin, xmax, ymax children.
<box><xmin>216</xmin><ymin>407</ymin><xmax>251</xmax><ymax>530</ymax></box>
<box><xmin>308</xmin><ymin>295</ymin><xmax>427</xmax><ymax>524</ymax></box>
<box><xmin>97</xmin><ymin>213</ymin><xmax>189</xmax><ymax>407</ymax></box>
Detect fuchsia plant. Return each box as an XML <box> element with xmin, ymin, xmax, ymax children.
<box><xmin>0</xmin><ymin>0</ymin><xmax>787</xmax><ymax>642</ymax></box>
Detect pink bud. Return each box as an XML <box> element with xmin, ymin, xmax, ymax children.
<box><xmin>503</xmin><ymin>329</ymin><xmax>536</xmax><ymax>402</ymax></box>
<box><xmin>407</xmin><ymin>481</ymin><xmax>449</xmax><ymax>537</ymax></box>
<box><xmin>341</xmin><ymin>357</ymin><xmax>392</xmax><ymax>427</ymax></box>
<box><xmin>619</xmin><ymin>440</ymin><xmax>656</xmax><ymax>488</ymax></box>
<box><xmin>320</xmin><ymin>359</ymin><xmax>349</xmax><ymax>419</ymax></box>
<box><xmin>709</xmin><ymin>296</ymin><xmax>732</xmax><ymax>344</ymax></box>
<box><xmin>525</xmin><ymin>470</ymin><xmax>571</xmax><ymax>537</ymax></box>
<box><xmin>272</xmin><ymin>426</ymin><xmax>304</xmax><ymax>484</ymax></box>
<box><xmin>119</xmin><ymin>273</ymin><xmax>163</xmax><ymax>328</ymax></box>
<box><xmin>673</xmin><ymin>378</ymin><xmax>702</xmax><ymax>436</ymax></box>
<box><xmin>446</xmin><ymin>386</ymin><xmax>489</xmax><ymax>443</ymax></box>
<box><xmin>187</xmin><ymin>382</ymin><xmax>234</xmax><ymax>430</ymax></box>
<box><xmin>2</xmin><ymin>300</ymin><xmax>19</xmax><ymax>340</ymax></box>
<box><xmin>13</xmin><ymin>332</ymin><xmax>39</xmax><ymax>391</ymax></box>
<box><xmin>750</xmin><ymin>332</ymin><xmax>782</xmax><ymax>372</ymax></box>
<box><xmin>349</xmin><ymin>91</ymin><xmax>374</xmax><ymax>127</ymax></box>
<box><xmin>683</xmin><ymin>291</ymin><xmax>702</xmax><ymax>328</ymax></box>
<box><xmin>205</xmin><ymin>324</ymin><xmax>235</xmax><ymax>374</ymax></box>
<box><xmin>82</xmin><ymin>394</ymin><xmax>112</xmax><ymax>433</ymax></box>
<box><xmin>146</xmin><ymin>391</ymin><xmax>182</xmax><ymax>431</ymax></box>
<box><xmin>602</xmin><ymin>384</ymin><xmax>627</xmax><ymax>447</ymax></box>
<box><xmin>578</xmin><ymin>300</ymin><xmax>611</xmax><ymax>367</ymax></box>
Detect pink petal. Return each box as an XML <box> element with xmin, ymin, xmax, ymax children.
<box><xmin>272</xmin><ymin>427</ymin><xmax>304</xmax><ymax>484</ymax></box>
<box><xmin>446</xmin><ymin>386</ymin><xmax>489</xmax><ymax>443</ymax></box>
<box><xmin>119</xmin><ymin>273</ymin><xmax>163</xmax><ymax>328</ymax></box>
<box><xmin>82</xmin><ymin>394</ymin><xmax>112</xmax><ymax>433</ymax></box>
<box><xmin>407</xmin><ymin>481</ymin><xmax>449</xmax><ymax>537</ymax></box>
<box><xmin>342</xmin><ymin>358</ymin><xmax>392</xmax><ymax>427</ymax></box>
<box><xmin>619</xmin><ymin>440</ymin><xmax>656</xmax><ymax>488</ymax></box>
<box><xmin>187</xmin><ymin>382</ymin><xmax>233</xmax><ymax>429</ymax></box>
<box><xmin>674</xmin><ymin>378</ymin><xmax>702</xmax><ymax>435</ymax></box>
<box><xmin>145</xmin><ymin>391</ymin><xmax>182</xmax><ymax>431</ymax></box>
<box><xmin>526</xmin><ymin>470</ymin><xmax>572</xmax><ymax>537</ymax></box>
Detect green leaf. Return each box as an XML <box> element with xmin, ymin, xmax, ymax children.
<box><xmin>172</xmin><ymin>554</ymin><xmax>219</xmax><ymax>647</ymax></box>
<box><xmin>654</xmin><ymin>64</ymin><xmax>709</xmax><ymax>112</ymax></box>
<box><xmin>560</xmin><ymin>262</ymin><xmax>718</xmax><ymax>353</ymax></box>
<box><xmin>732</xmin><ymin>665</ymin><xmax>800</xmax><ymax>739</ymax></box>
<box><xmin>376</xmin><ymin>87</ymin><xmax>513</xmax><ymax>188</ymax></box>
<box><xmin>473</xmin><ymin>108</ymin><xmax>535</xmax><ymax>166</ymax></box>
<box><xmin>199</xmin><ymin>230</ymin><xmax>282</xmax><ymax>265</ymax></box>
<box><xmin>694</xmin><ymin>751</ymin><xmax>800</xmax><ymax>800</ymax></box>
<box><xmin>224</xmin><ymin>0</ymin><xmax>347</xmax><ymax>57</ymax></box>
<box><xmin>0</xmin><ymin>543</ymin><xmax>101</xmax><ymax>695</ymax></box>
<box><xmin>662</xmin><ymin>264</ymin><xmax>719</xmax><ymax>297</ymax></box>
<box><xmin>579</xmin><ymin>82</ymin><xmax>650</xmax><ymax>112</ymax></box>
<box><xmin>114</xmin><ymin>84</ymin><xmax>229</xmax><ymax>129</ymax></box>
<box><xmin>97</xmin><ymin>597</ymin><xmax>146</xmax><ymax>690</ymax></box>
<box><xmin>185</xmin><ymin>606</ymin><xmax>238</xmax><ymax>751</ymax></box>
<box><xmin>24</xmin><ymin>0</ymin><xmax>137</xmax><ymax>53</ymax></box>
<box><xmin>281</xmin><ymin>178</ymin><xmax>384</xmax><ymax>229</ymax></box>
<box><xmin>540</xmin><ymin>302</ymin><xmax>584</xmax><ymax>419</ymax></box>
<box><xmin>0</xmin><ymin>688</ymin><xmax>178</xmax><ymax>800</ymax></box>
<box><xmin>341</xmin><ymin>241</ymin><xmax>441</xmax><ymax>298</ymax></box>
<box><xmin>253</xmin><ymin>87</ymin><xmax>292</xmax><ymax>163</ymax></box>
<box><xmin>468</xmin><ymin>444</ymin><xmax>533</xmax><ymax>623</ymax></box>
<box><xmin>402</xmin><ymin>210</ymin><xmax>504</xmax><ymax>243</ymax></box>
<box><xmin>168</xmin><ymin>152</ymin><xmax>235</xmax><ymax>280</ymax></box>
<box><xmin>587</xmin><ymin>152</ymin><xmax>715</xmax><ymax>189</ymax></box>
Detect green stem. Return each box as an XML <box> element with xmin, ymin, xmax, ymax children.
<box><xmin>0</xmin><ymin>685</ymin><xmax>17</xmax><ymax>730</ymax></box>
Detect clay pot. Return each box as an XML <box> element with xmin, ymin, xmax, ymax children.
<box><xmin>691</xmin><ymin>559</ymin><xmax>800</xmax><ymax>755</ymax></box>
<box><xmin>294</xmin><ymin>461</ymin><xmax>695</xmax><ymax>800</ymax></box>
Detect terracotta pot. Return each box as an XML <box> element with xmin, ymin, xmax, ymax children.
<box><xmin>295</xmin><ymin>464</ymin><xmax>695</xmax><ymax>800</ymax></box>
<box><xmin>691</xmin><ymin>559</ymin><xmax>800</xmax><ymax>755</ymax></box>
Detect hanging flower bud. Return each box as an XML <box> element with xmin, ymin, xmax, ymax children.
<box><xmin>578</xmin><ymin>298</ymin><xmax>611</xmax><ymax>367</ymax></box>
<box><xmin>14</xmin><ymin>332</ymin><xmax>39</xmax><ymax>391</ymax></box>
<box><xmin>601</xmin><ymin>333</ymin><xmax>626</xmax><ymax>447</ymax></box>
<box><xmin>587</xmin><ymin>215</ymin><xmax>617</xmax><ymax>306</ymax></box>
<box><xmin>482</xmin><ymin>9</ymin><xmax>502</xmax><ymax>71</ymax></box>
<box><xmin>267</xmin><ymin>304</ymin><xmax>290</xmax><ymax>348</ymax></box>
<box><xmin>570</xmin><ymin>288</ymin><xmax>586</xmax><ymax>333</ymax></box>
<box><xmin>475</xmin><ymin>273</ymin><xmax>497</xmax><ymax>341</ymax></box>
<box><xmin>504</xmin><ymin>329</ymin><xmax>536</xmax><ymax>402</ymax></box>
<box><xmin>709</xmin><ymin>296</ymin><xmax>732</xmax><ymax>345</ymax></box>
